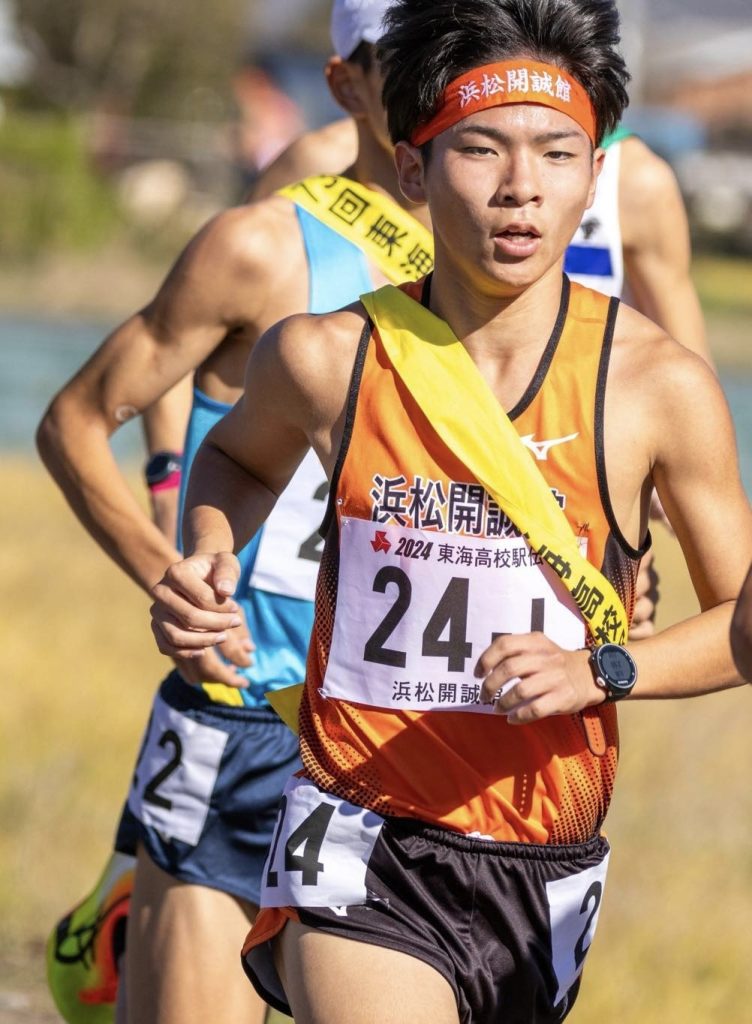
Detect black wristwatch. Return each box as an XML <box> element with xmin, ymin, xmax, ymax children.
<box><xmin>588</xmin><ymin>643</ymin><xmax>637</xmax><ymax>702</ymax></box>
<box><xmin>144</xmin><ymin>450</ymin><xmax>183</xmax><ymax>487</ymax></box>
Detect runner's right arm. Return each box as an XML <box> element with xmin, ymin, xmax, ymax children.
<box><xmin>150</xmin><ymin>307</ymin><xmax>361</xmax><ymax>656</ymax></box>
<box><xmin>619</xmin><ymin>137</ymin><xmax>713</xmax><ymax>369</ymax></box>
<box><xmin>37</xmin><ymin>207</ymin><xmax>276</xmax><ymax>681</ymax></box>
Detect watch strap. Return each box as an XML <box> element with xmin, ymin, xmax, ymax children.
<box><xmin>580</xmin><ymin>707</ymin><xmax>607</xmax><ymax>757</ymax></box>
<box><xmin>145</xmin><ymin>450</ymin><xmax>183</xmax><ymax>490</ymax></box>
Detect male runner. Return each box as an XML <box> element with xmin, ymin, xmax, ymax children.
<box><xmin>149</xmin><ymin>1</ymin><xmax>752</xmax><ymax>1021</ymax></box>
<box><xmin>243</xmin><ymin>115</ymin><xmax>712</xmax><ymax>638</ymax></box>
<box><xmin>37</xmin><ymin>3</ymin><xmax>428</xmax><ymax>1022</ymax></box>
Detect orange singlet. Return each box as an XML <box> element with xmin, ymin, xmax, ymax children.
<box><xmin>301</xmin><ymin>275</ymin><xmax>646</xmax><ymax>846</ymax></box>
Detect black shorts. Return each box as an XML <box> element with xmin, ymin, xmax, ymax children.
<box><xmin>115</xmin><ymin>671</ymin><xmax>301</xmax><ymax>905</ymax></box>
<box><xmin>244</xmin><ymin>779</ymin><xmax>610</xmax><ymax>1023</ymax></box>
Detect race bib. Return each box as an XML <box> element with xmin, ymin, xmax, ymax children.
<box><xmin>127</xmin><ymin>694</ymin><xmax>228</xmax><ymax>846</ymax></box>
<box><xmin>261</xmin><ymin>776</ymin><xmax>384</xmax><ymax>909</ymax></box>
<box><xmin>322</xmin><ymin>517</ymin><xmax>587</xmax><ymax>712</ymax></box>
<box><xmin>248</xmin><ymin>449</ymin><xmax>327</xmax><ymax>601</ymax></box>
<box><xmin>546</xmin><ymin>850</ymin><xmax>610</xmax><ymax>1006</ymax></box>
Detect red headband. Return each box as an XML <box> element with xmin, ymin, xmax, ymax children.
<box><xmin>411</xmin><ymin>60</ymin><xmax>597</xmax><ymax>147</ymax></box>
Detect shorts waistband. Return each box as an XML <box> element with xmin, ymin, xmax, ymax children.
<box><xmin>383</xmin><ymin>814</ymin><xmax>607</xmax><ymax>862</ymax></box>
<box><xmin>161</xmin><ymin>670</ymin><xmax>284</xmax><ymax>722</ymax></box>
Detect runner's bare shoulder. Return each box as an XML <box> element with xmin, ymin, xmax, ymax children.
<box><xmin>154</xmin><ymin>196</ymin><xmax>304</xmax><ymax>326</ymax></box>
<box><xmin>610</xmin><ymin>302</ymin><xmax>725</xmax><ymax>450</ymax></box>
<box><xmin>178</xmin><ymin>197</ymin><xmax>300</xmax><ymax>283</ymax></box>
<box><xmin>250</xmin><ymin>301</ymin><xmax>370</xmax><ymax>449</ymax></box>
<box><xmin>612</xmin><ymin>303</ymin><xmax>712</xmax><ymax>382</ymax></box>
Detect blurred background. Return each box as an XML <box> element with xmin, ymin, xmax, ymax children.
<box><xmin>1</xmin><ymin>1</ymin><xmax>751</xmax><ymax>1021</ymax></box>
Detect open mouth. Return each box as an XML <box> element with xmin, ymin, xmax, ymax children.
<box><xmin>494</xmin><ymin>226</ymin><xmax>542</xmax><ymax>257</ymax></box>
<box><xmin>498</xmin><ymin>226</ymin><xmax>540</xmax><ymax>240</ymax></box>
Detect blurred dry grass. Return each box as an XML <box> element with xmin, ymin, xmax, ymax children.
<box><xmin>2</xmin><ymin>457</ymin><xmax>751</xmax><ymax>1022</ymax></box>
<box><xmin>1</xmin><ymin>459</ymin><xmax>162</xmax><ymax>1018</ymax></box>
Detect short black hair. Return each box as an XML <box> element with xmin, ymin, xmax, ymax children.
<box><xmin>378</xmin><ymin>0</ymin><xmax>630</xmax><ymax>147</ymax></box>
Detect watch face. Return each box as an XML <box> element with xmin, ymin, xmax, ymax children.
<box><xmin>145</xmin><ymin>451</ymin><xmax>182</xmax><ymax>485</ymax></box>
<box><xmin>599</xmin><ymin>645</ymin><xmax>635</xmax><ymax>684</ymax></box>
<box><xmin>148</xmin><ymin>453</ymin><xmax>173</xmax><ymax>477</ymax></box>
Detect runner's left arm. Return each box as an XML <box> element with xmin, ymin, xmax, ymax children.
<box><xmin>479</xmin><ymin>339</ymin><xmax>752</xmax><ymax>722</ymax></box>
<box><xmin>142</xmin><ymin>375</ymin><xmax>193</xmax><ymax>542</ymax></box>
<box><xmin>606</xmin><ymin>346</ymin><xmax>751</xmax><ymax>696</ymax></box>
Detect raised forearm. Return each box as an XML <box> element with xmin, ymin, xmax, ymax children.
<box><xmin>627</xmin><ymin>600</ymin><xmax>742</xmax><ymax>700</ymax></box>
<box><xmin>37</xmin><ymin>399</ymin><xmax>180</xmax><ymax>593</ymax></box>
<box><xmin>142</xmin><ymin>376</ymin><xmax>193</xmax><ymax>543</ymax></box>
<box><xmin>142</xmin><ymin>374</ymin><xmax>193</xmax><ymax>454</ymax></box>
<box><xmin>182</xmin><ymin>439</ymin><xmax>278</xmax><ymax>557</ymax></box>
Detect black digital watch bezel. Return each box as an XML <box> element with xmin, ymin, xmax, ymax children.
<box><xmin>589</xmin><ymin>643</ymin><xmax>637</xmax><ymax>702</ymax></box>
<box><xmin>144</xmin><ymin>450</ymin><xmax>182</xmax><ymax>486</ymax></box>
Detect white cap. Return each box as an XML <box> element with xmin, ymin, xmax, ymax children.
<box><xmin>330</xmin><ymin>0</ymin><xmax>391</xmax><ymax>59</ymax></box>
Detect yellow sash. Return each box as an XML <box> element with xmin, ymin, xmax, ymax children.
<box><xmin>277</xmin><ymin>176</ymin><xmax>434</xmax><ymax>285</ymax></box>
<box><xmin>360</xmin><ymin>284</ymin><xmax>629</xmax><ymax>648</ymax></box>
<box><xmin>201</xmin><ymin>683</ymin><xmax>244</xmax><ymax>706</ymax></box>
<box><xmin>266</xmin><ymin>684</ymin><xmax>305</xmax><ymax>732</ymax></box>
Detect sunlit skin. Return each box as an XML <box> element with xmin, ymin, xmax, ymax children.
<box><xmin>397</xmin><ymin>104</ymin><xmax>604</xmax><ymax>313</ymax></box>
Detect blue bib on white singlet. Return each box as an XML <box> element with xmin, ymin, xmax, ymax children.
<box><xmin>177</xmin><ymin>205</ymin><xmax>372</xmax><ymax>706</ymax></box>
<box><xmin>565</xmin><ymin>132</ymin><xmax>626</xmax><ymax>297</ymax></box>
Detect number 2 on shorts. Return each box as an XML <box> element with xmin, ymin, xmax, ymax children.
<box><xmin>126</xmin><ymin>694</ymin><xmax>228</xmax><ymax>846</ymax></box>
<box><xmin>546</xmin><ymin>852</ymin><xmax>610</xmax><ymax>1006</ymax></box>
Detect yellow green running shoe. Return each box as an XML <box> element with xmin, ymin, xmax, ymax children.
<box><xmin>46</xmin><ymin>852</ymin><xmax>134</xmax><ymax>1024</ymax></box>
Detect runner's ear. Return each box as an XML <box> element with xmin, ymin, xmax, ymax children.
<box><xmin>585</xmin><ymin>147</ymin><xmax>606</xmax><ymax>213</ymax></box>
<box><xmin>325</xmin><ymin>56</ymin><xmax>369</xmax><ymax>118</ymax></box>
<box><xmin>394</xmin><ymin>141</ymin><xmax>426</xmax><ymax>205</ymax></box>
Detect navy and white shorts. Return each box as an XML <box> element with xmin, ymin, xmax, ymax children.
<box><xmin>244</xmin><ymin>776</ymin><xmax>610</xmax><ymax>1022</ymax></box>
<box><xmin>115</xmin><ymin>671</ymin><xmax>301</xmax><ymax>906</ymax></box>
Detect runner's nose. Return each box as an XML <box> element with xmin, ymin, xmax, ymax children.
<box><xmin>496</xmin><ymin>149</ymin><xmax>542</xmax><ymax>207</ymax></box>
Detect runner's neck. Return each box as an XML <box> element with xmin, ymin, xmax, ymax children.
<box><xmin>428</xmin><ymin>259</ymin><xmax>567</xmax><ymax>362</ymax></box>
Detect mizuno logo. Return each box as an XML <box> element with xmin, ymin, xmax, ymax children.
<box><xmin>519</xmin><ymin>432</ymin><xmax>579</xmax><ymax>461</ymax></box>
